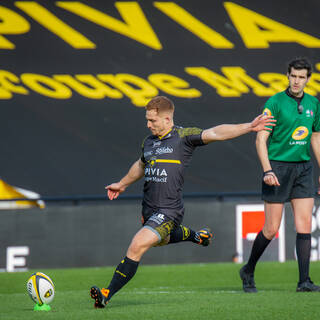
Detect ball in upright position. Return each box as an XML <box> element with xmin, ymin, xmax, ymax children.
<box><xmin>27</xmin><ymin>272</ymin><xmax>55</xmax><ymax>305</ymax></box>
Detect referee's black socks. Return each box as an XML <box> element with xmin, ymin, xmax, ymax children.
<box><xmin>245</xmin><ymin>231</ymin><xmax>271</xmax><ymax>274</ymax></box>
<box><xmin>296</xmin><ymin>233</ymin><xmax>311</xmax><ymax>284</ymax></box>
<box><xmin>107</xmin><ymin>256</ymin><xmax>139</xmax><ymax>300</ymax></box>
<box><xmin>168</xmin><ymin>225</ymin><xmax>197</xmax><ymax>244</ymax></box>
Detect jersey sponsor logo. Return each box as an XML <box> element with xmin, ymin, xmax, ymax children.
<box><xmin>291</xmin><ymin>126</ymin><xmax>309</xmax><ymax>140</ymax></box>
<box><xmin>145</xmin><ymin>167</ymin><xmax>168</xmax><ymax>176</ymax></box>
<box><xmin>157</xmin><ymin>214</ymin><xmax>165</xmax><ymax>220</ymax></box>
<box><xmin>289</xmin><ymin>141</ymin><xmax>307</xmax><ymax>145</ymax></box>
<box><xmin>145</xmin><ymin>167</ymin><xmax>168</xmax><ymax>183</ymax></box>
<box><xmin>155</xmin><ymin>147</ymin><xmax>173</xmax><ymax>155</ymax></box>
<box><xmin>306</xmin><ymin>109</ymin><xmax>314</xmax><ymax>118</ymax></box>
<box><xmin>144</xmin><ymin>150</ymin><xmax>153</xmax><ymax>157</ymax></box>
<box><xmin>149</xmin><ymin>213</ymin><xmax>165</xmax><ymax>225</ymax></box>
<box><xmin>145</xmin><ymin>176</ymin><xmax>167</xmax><ymax>183</ymax></box>
<box><xmin>153</xmin><ymin>141</ymin><xmax>161</xmax><ymax>147</ymax></box>
<box><xmin>262</xmin><ymin>108</ymin><xmax>272</xmax><ymax>116</ymax></box>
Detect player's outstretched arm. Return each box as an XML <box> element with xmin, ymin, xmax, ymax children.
<box><xmin>201</xmin><ymin>114</ymin><xmax>276</xmax><ymax>144</ymax></box>
<box><xmin>105</xmin><ymin>159</ymin><xmax>145</xmax><ymax>200</ymax></box>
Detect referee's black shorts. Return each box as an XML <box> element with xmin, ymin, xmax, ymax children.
<box><xmin>262</xmin><ymin>160</ymin><xmax>314</xmax><ymax>203</ymax></box>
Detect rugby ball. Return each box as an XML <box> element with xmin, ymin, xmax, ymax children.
<box><xmin>26</xmin><ymin>272</ymin><xmax>55</xmax><ymax>305</ymax></box>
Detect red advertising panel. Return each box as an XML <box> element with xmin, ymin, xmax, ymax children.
<box><xmin>236</xmin><ymin>204</ymin><xmax>285</xmax><ymax>263</ymax></box>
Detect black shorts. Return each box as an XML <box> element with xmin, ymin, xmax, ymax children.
<box><xmin>262</xmin><ymin>160</ymin><xmax>314</xmax><ymax>203</ymax></box>
<box><xmin>141</xmin><ymin>206</ymin><xmax>183</xmax><ymax>243</ymax></box>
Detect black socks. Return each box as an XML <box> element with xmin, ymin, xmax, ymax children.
<box><xmin>245</xmin><ymin>231</ymin><xmax>312</xmax><ymax>284</ymax></box>
<box><xmin>168</xmin><ymin>225</ymin><xmax>197</xmax><ymax>244</ymax></box>
<box><xmin>107</xmin><ymin>256</ymin><xmax>139</xmax><ymax>300</ymax></box>
<box><xmin>245</xmin><ymin>231</ymin><xmax>271</xmax><ymax>274</ymax></box>
<box><xmin>296</xmin><ymin>233</ymin><xmax>311</xmax><ymax>284</ymax></box>
<box><xmin>106</xmin><ymin>226</ymin><xmax>199</xmax><ymax>300</ymax></box>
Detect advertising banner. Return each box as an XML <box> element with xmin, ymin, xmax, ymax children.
<box><xmin>2</xmin><ymin>198</ymin><xmax>320</xmax><ymax>271</ymax></box>
<box><xmin>236</xmin><ymin>204</ymin><xmax>285</xmax><ymax>263</ymax></box>
<box><xmin>1</xmin><ymin>1</ymin><xmax>320</xmax><ymax>196</ymax></box>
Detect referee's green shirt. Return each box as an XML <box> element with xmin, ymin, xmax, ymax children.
<box><xmin>262</xmin><ymin>91</ymin><xmax>320</xmax><ymax>162</ymax></box>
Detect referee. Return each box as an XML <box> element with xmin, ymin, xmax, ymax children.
<box><xmin>240</xmin><ymin>58</ymin><xmax>320</xmax><ymax>293</ymax></box>
<box><xmin>90</xmin><ymin>96</ymin><xmax>275</xmax><ymax>308</ymax></box>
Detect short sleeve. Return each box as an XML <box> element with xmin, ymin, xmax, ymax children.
<box><xmin>262</xmin><ymin>96</ymin><xmax>277</xmax><ymax>131</ymax></box>
<box><xmin>312</xmin><ymin>99</ymin><xmax>320</xmax><ymax>132</ymax></box>
<box><xmin>177</xmin><ymin>127</ymin><xmax>204</xmax><ymax>147</ymax></box>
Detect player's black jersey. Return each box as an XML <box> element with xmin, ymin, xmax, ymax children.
<box><xmin>141</xmin><ymin>125</ymin><xmax>205</xmax><ymax>210</ymax></box>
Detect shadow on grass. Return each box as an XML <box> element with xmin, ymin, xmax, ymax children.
<box><xmin>95</xmin><ymin>299</ymin><xmax>164</xmax><ymax>310</ymax></box>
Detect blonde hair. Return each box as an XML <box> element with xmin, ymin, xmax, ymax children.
<box><xmin>146</xmin><ymin>96</ymin><xmax>174</xmax><ymax>114</ymax></box>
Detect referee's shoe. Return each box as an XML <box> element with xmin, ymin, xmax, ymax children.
<box><xmin>239</xmin><ymin>265</ymin><xmax>257</xmax><ymax>293</ymax></box>
<box><xmin>296</xmin><ymin>278</ymin><xmax>320</xmax><ymax>292</ymax></box>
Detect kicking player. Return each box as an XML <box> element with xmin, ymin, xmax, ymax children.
<box><xmin>90</xmin><ymin>96</ymin><xmax>275</xmax><ymax>308</ymax></box>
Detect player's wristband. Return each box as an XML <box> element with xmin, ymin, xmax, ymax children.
<box><xmin>263</xmin><ymin>170</ymin><xmax>274</xmax><ymax>177</ymax></box>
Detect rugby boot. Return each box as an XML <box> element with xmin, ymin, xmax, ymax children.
<box><xmin>90</xmin><ymin>286</ymin><xmax>110</xmax><ymax>308</ymax></box>
<box><xmin>195</xmin><ymin>228</ymin><xmax>213</xmax><ymax>246</ymax></box>
<box><xmin>296</xmin><ymin>278</ymin><xmax>320</xmax><ymax>292</ymax></box>
<box><xmin>239</xmin><ymin>265</ymin><xmax>257</xmax><ymax>293</ymax></box>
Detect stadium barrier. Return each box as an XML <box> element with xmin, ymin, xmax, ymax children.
<box><xmin>1</xmin><ymin>194</ymin><xmax>320</xmax><ymax>272</ymax></box>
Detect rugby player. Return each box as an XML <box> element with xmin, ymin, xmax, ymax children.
<box><xmin>90</xmin><ymin>96</ymin><xmax>275</xmax><ymax>307</ymax></box>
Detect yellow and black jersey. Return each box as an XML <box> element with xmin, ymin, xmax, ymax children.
<box><xmin>141</xmin><ymin>125</ymin><xmax>205</xmax><ymax>212</ymax></box>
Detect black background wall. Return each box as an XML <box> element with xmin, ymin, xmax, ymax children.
<box><xmin>2</xmin><ymin>1</ymin><xmax>320</xmax><ymax>270</ymax></box>
<box><xmin>1</xmin><ymin>0</ymin><xmax>320</xmax><ymax>197</ymax></box>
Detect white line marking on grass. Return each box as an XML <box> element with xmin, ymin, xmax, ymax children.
<box><xmin>121</xmin><ymin>289</ymin><xmax>240</xmax><ymax>295</ymax></box>
<box><xmin>121</xmin><ymin>291</ymin><xmax>196</xmax><ymax>295</ymax></box>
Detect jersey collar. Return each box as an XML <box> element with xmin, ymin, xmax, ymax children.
<box><xmin>285</xmin><ymin>87</ymin><xmax>304</xmax><ymax>103</ymax></box>
<box><xmin>158</xmin><ymin>127</ymin><xmax>174</xmax><ymax>140</ymax></box>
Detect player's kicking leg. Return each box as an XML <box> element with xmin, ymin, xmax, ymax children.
<box><xmin>90</xmin><ymin>228</ymin><xmax>157</xmax><ymax>309</ymax></box>
<box><xmin>167</xmin><ymin>225</ymin><xmax>213</xmax><ymax>246</ymax></box>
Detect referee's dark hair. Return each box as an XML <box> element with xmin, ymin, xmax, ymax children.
<box><xmin>287</xmin><ymin>57</ymin><xmax>312</xmax><ymax>77</ymax></box>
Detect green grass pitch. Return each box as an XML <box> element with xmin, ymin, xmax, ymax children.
<box><xmin>1</xmin><ymin>261</ymin><xmax>320</xmax><ymax>320</ymax></box>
